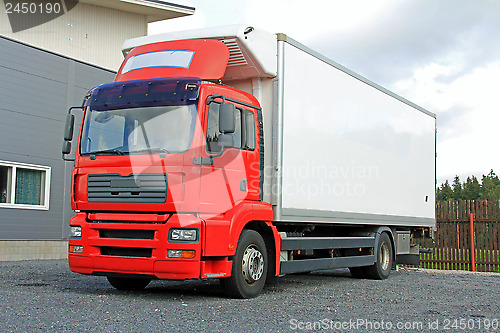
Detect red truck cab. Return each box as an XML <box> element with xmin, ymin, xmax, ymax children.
<box><xmin>65</xmin><ymin>39</ymin><xmax>277</xmax><ymax>298</ymax></box>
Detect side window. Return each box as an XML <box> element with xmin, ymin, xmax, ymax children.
<box><xmin>206</xmin><ymin>103</ymin><xmax>223</xmax><ymax>153</ymax></box>
<box><xmin>233</xmin><ymin>110</ymin><xmax>242</xmax><ymax>148</ymax></box>
<box><xmin>206</xmin><ymin>102</ymin><xmax>256</xmax><ymax>153</ymax></box>
<box><xmin>243</xmin><ymin>110</ymin><xmax>255</xmax><ymax>150</ymax></box>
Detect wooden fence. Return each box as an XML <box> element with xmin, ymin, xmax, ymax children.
<box><xmin>415</xmin><ymin>200</ymin><xmax>500</xmax><ymax>273</ymax></box>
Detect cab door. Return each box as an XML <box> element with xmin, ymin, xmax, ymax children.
<box><xmin>198</xmin><ymin>94</ymin><xmax>261</xmax><ymax>216</ymax></box>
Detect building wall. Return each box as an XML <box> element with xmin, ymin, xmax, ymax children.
<box><xmin>0</xmin><ymin>240</ymin><xmax>68</xmax><ymax>261</ymax></box>
<box><xmin>0</xmin><ymin>36</ymin><xmax>115</xmax><ymax>258</ymax></box>
<box><xmin>0</xmin><ymin>2</ymin><xmax>146</xmax><ymax>70</ymax></box>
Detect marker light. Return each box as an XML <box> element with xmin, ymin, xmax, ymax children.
<box><xmin>182</xmin><ymin>250</ymin><xmax>196</xmax><ymax>259</ymax></box>
<box><xmin>69</xmin><ymin>245</ymin><xmax>83</xmax><ymax>253</ymax></box>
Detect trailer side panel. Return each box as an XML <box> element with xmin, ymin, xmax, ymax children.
<box><xmin>276</xmin><ymin>39</ymin><xmax>436</xmax><ymax>227</ymax></box>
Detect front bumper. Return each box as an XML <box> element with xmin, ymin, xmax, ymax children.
<box><xmin>68</xmin><ymin>212</ymin><xmax>231</xmax><ymax>280</ymax></box>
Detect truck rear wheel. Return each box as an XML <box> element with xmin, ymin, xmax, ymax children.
<box><xmin>107</xmin><ymin>276</ymin><xmax>151</xmax><ymax>291</ymax></box>
<box><xmin>220</xmin><ymin>230</ymin><xmax>268</xmax><ymax>298</ymax></box>
<box><xmin>365</xmin><ymin>232</ymin><xmax>393</xmax><ymax>280</ymax></box>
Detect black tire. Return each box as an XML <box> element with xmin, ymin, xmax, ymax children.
<box><xmin>365</xmin><ymin>232</ymin><xmax>393</xmax><ymax>280</ymax></box>
<box><xmin>107</xmin><ymin>276</ymin><xmax>151</xmax><ymax>291</ymax></box>
<box><xmin>220</xmin><ymin>230</ymin><xmax>268</xmax><ymax>298</ymax></box>
<box><xmin>349</xmin><ymin>266</ymin><xmax>367</xmax><ymax>279</ymax></box>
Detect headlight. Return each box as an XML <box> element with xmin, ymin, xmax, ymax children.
<box><xmin>70</xmin><ymin>226</ymin><xmax>82</xmax><ymax>238</ymax></box>
<box><xmin>169</xmin><ymin>228</ymin><xmax>198</xmax><ymax>242</ymax></box>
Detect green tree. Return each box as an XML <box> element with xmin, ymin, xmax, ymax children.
<box><xmin>462</xmin><ymin>176</ymin><xmax>481</xmax><ymax>200</ymax></box>
<box><xmin>480</xmin><ymin>169</ymin><xmax>500</xmax><ymax>200</ymax></box>
<box><xmin>437</xmin><ymin>180</ymin><xmax>453</xmax><ymax>201</ymax></box>
<box><xmin>437</xmin><ymin>170</ymin><xmax>500</xmax><ymax>201</ymax></box>
<box><xmin>451</xmin><ymin>175</ymin><xmax>463</xmax><ymax>200</ymax></box>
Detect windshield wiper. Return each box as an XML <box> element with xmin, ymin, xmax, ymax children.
<box><xmin>126</xmin><ymin>148</ymin><xmax>170</xmax><ymax>155</ymax></box>
<box><xmin>84</xmin><ymin>149</ymin><xmax>125</xmax><ymax>156</ymax></box>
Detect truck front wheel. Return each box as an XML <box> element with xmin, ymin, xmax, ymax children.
<box><xmin>365</xmin><ymin>232</ymin><xmax>393</xmax><ymax>280</ymax></box>
<box><xmin>348</xmin><ymin>266</ymin><xmax>367</xmax><ymax>279</ymax></box>
<box><xmin>220</xmin><ymin>230</ymin><xmax>268</xmax><ymax>298</ymax></box>
<box><xmin>107</xmin><ymin>276</ymin><xmax>151</xmax><ymax>291</ymax></box>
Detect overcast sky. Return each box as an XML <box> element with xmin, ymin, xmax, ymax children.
<box><xmin>149</xmin><ymin>0</ymin><xmax>500</xmax><ymax>185</ymax></box>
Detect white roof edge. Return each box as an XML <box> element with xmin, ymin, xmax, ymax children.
<box><xmin>80</xmin><ymin>0</ymin><xmax>194</xmax><ymax>23</ymax></box>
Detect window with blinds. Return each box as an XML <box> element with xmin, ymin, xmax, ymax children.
<box><xmin>0</xmin><ymin>161</ymin><xmax>50</xmax><ymax>210</ymax></box>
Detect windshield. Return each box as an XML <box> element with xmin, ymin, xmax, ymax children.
<box><xmin>80</xmin><ymin>104</ymin><xmax>197</xmax><ymax>155</ymax></box>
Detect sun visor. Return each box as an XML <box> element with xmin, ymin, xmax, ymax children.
<box><xmin>115</xmin><ymin>39</ymin><xmax>229</xmax><ymax>82</ymax></box>
<box><xmin>84</xmin><ymin>77</ymin><xmax>201</xmax><ymax>111</ymax></box>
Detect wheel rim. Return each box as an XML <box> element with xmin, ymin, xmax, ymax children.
<box><xmin>379</xmin><ymin>242</ymin><xmax>391</xmax><ymax>271</ymax></box>
<box><xmin>242</xmin><ymin>244</ymin><xmax>264</xmax><ymax>284</ymax></box>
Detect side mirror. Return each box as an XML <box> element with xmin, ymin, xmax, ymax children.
<box><xmin>62</xmin><ymin>141</ymin><xmax>72</xmax><ymax>155</ymax></box>
<box><xmin>218</xmin><ymin>134</ymin><xmax>234</xmax><ymax>148</ymax></box>
<box><xmin>64</xmin><ymin>113</ymin><xmax>75</xmax><ymax>141</ymax></box>
<box><xmin>62</xmin><ymin>106</ymin><xmax>82</xmax><ymax>161</ymax></box>
<box><xmin>219</xmin><ymin>102</ymin><xmax>235</xmax><ymax>134</ymax></box>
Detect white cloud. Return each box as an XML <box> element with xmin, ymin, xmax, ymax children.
<box><xmin>243</xmin><ymin>0</ymin><xmax>393</xmax><ymax>41</ymax></box>
<box><xmin>150</xmin><ymin>0</ymin><xmax>394</xmax><ymax>40</ymax></box>
<box><xmin>149</xmin><ymin>0</ymin><xmax>252</xmax><ymax>35</ymax></box>
<box><xmin>395</xmin><ymin>61</ymin><xmax>500</xmax><ymax>183</ymax></box>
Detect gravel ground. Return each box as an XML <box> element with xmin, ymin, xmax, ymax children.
<box><xmin>0</xmin><ymin>260</ymin><xmax>498</xmax><ymax>333</ymax></box>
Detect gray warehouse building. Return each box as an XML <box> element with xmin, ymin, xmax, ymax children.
<box><xmin>0</xmin><ymin>0</ymin><xmax>194</xmax><ymax>260</ymax></box>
